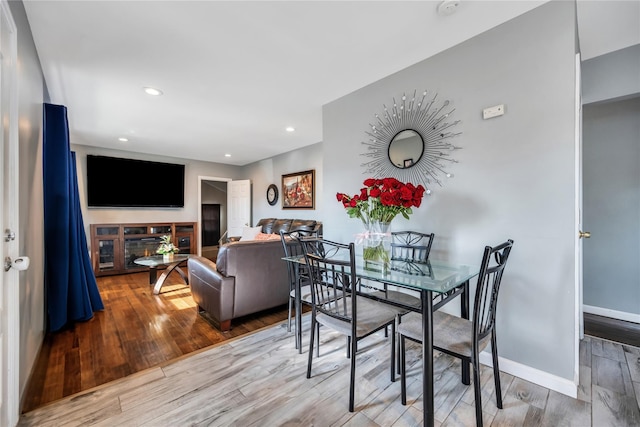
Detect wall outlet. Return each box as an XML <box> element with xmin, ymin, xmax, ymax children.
<box><xmin>483</xmin><ymin>104</ymin><xmax>505</xmax><ymax>119</ymax></box>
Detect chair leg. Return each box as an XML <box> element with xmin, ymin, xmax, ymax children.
<box><xmin>307</xmin><ymin>315</ymin><xmax>316</xmax><ymax>379</ymax></box>
<box><xmin>472</xmin><ymin>356</ymin><xmax>483</xmax><ymax>427</ymax></box>
<box><xmin>349</xmin><ymin>333</ymin><xmax>357</xmax><ymax>412</ymax></box>
<box><xmin>316</xmin><ymin>322</ymin><xmax>320</xmax><ymax>358</ymax></box>
<box><xmin>347</xmin><ymin>336</ymin><xmax>351</xmax><ymax>358</ymax></box>
<box><xmin>491</xmin><ymin>332</ymin><xmax>503</xmax><ymax>409</ymax></box>
<box><xmin>296</xmin><ymin>298</ymin><xmax>304</xmax><ymax>354</ymax></box>
<box><xmin>287</xmin><ymin>295</ymin><xmax>293</xmax><ymax>333</ymax></box>
<box><xmin>462</xmin><ymin>360</ymin><xmax>471</xmax><ymax>385</ymax></box>
<box><xmin>396</xmin><ymin>315</ymin><xmax>402</xmax><ymax>373</ymax></box>
<box><xmin>390</xmin><ymin>322</ymin><xmax>396</xmax><ymax>382</ymax></box>
<box><xmin>400</xmin><ymin>335</ymin><xmax>407</xmax><ymax>405</ymax></box>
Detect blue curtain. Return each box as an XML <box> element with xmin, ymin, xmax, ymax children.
<box><xmin>43</xmin><ymin>103</ymin><xmax>103</xmax><ymax>332</ymax></box>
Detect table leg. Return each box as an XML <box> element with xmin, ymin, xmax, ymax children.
<box><xmin>460</xmin><ymin>280</ymin><xmax>470</xmax><ymax>385</ymax></box>
<box><xmin>174</xmin><ymin>266</ymin><xmax>189</xmax><ymax>284</ymax></box>
<box><xmin>149</xmin><ymin>267</ymin><xmax>158</xmax><ymax>285</ymax></box>
<box><xmin>461</xmin><ymin>280</ymin><xmax>469</xmax><ymax>319</ymax></box>
<box><xmin>153</xmin><ymin>261</ymin><xmax>188</xmax><ymax>295</ymax></box>
<box><xmin>422</xmin><ymin>290</ymin><xmax>434</xmax><ymax>427</ymax></box>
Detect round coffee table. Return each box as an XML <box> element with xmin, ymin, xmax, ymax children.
<box><xmin>134</xmin><ymin>254</ymin><xmax>191</xmax><ymax>295</ymax></box>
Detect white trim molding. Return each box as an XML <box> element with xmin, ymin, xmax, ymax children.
<box><xmin>197</xmin><ymin>176</ymin><xmax>232</xmax><ymax>257</ymax></box>
<box><xmin>583</xmin><ymin>304</ymin><xmax>640</xmax><ymax>324</ymax></box>
<box><xmin>479</xmin><ymin>351</ymin><xmax>578</xmax><ymax>399</ymax></box>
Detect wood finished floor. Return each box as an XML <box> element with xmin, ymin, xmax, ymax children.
<box><xmin>584</xmin><ymin>313</ymin><xmax>640</xmax><ymax>348</ymax></box>
<box><xmin>19</xmin><ymin>316</ymin><xmax>640</xmax><ymax>426</ymax></box>
<box><xmin>21</xmin><ymin>270</ymin><xmax>290</xmax><ymax>413</ymax></box>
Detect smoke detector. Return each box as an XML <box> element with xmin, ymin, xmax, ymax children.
<box><xmin>437</xmin><ymin>0</ymin><xmax>459</xmax><ymax>16</ymax></box>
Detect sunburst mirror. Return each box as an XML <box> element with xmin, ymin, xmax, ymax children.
<box><xmin>361</xmin><ymin>90</ymin><xmax>462</xmax><ymax>194</ymax></box>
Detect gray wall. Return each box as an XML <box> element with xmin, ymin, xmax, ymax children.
<box><xmin>582</xmin><ymin>44</ymin><xmax>640</xmax><ymax>104</ymax></box>
<box><xmin>243</xmin><ymin>142</ymin><xmax>323</xmax><ymax>225</ymax></box>
<box><xmin>583</xmin><ymin>97</ymin><xmax>640</xmax><ymax>316</ymax></box>
<box><xmin>8</xmin><ymin>0</ymin><xmax>47</xmax><ymax>405</ymax></box>
<box><xmin>71</xmin><ymin>144</ymin><xmax>243</xmax><ymax>250</ymax></box>
<box><xmin>322</xmin><ymin>1</ymin><xmax>577</xmax><ymax>382</ymax></box>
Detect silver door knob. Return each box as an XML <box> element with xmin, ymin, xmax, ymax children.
<box><xmin>579</xmin><ymin>231</ymin><xmax>591</xmax><ymax>239</ymax></box>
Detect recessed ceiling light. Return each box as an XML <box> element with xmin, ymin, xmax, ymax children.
<box><xmin>118</xmin><ymin>137</ymin><xmax>129</xmax><ymax>142</ymax></box>
<box><xmin>224</xmin><ymin>154</ymin><xmax>231</xmax><ymax>157</ymax></box>
<box><xmin>143</xmin><ymin>87</ymin><xmax>163</xmax><ymax>96</ymax></box>
<box><xmin>286</xmin><ymin>127</ymin><xmax>295</xmax><ymax>132</ymax></box>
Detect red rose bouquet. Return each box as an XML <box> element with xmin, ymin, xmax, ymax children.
<box><xmin>336</xmin><ymin>177</ymin><xmax>425</xmax><ymax>226</ymax></box>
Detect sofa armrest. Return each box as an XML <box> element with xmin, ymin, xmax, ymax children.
<box><xmin>188</xmin><ymin>256</ymin><xmax>235</xmax><ymax>325</ymax></box>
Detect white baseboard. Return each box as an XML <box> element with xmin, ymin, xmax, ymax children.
<box><xmin>583</xmin><ymin>305</ymin><xmax>640</xmax><ymax>324</ymax></box>
<box><xmin>479</xmin><ymin>352</ymin><xmax>577</xmax><ymax>399</ymax></box>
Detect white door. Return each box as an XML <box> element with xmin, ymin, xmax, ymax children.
<box><xmin>0</xmin><ymin>1</ymin><xmax>19</xmax><ymax>425</ymax></box>
<box><xmin>227</xmin><ymin>180</ymin><xmax>251</xmax><ymax>237</ymax></box>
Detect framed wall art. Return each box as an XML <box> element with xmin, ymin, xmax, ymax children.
<box><xmin>282</xmin><ymin>169</ymin><xmax>315</xmax><ymax>209</ymax></box>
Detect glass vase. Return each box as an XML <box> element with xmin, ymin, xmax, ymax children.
<box><xmin>362</xmin><ymin>220</ymin><xmax>391</xmax><ymax>273</ymax></box>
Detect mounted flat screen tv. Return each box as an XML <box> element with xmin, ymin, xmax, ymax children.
<box><xmin>86</xmin><ymin>155</ymin><xmax>185</xmax><ymax>208</ymax></box>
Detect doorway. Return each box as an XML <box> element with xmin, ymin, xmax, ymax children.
<box><xmin>198</xmin><ymin>177</ymin><xmax>229</xmax><ymax>261</ymax></box>
<box><xmin>202</xmin><ymin>204</ymin><xmax>221</xmax><ymax>246</ymax></box>
<box><xmin>582</xmin><ymin>96</ymin><xmax>640</xmax><ymax>334</ymax></box>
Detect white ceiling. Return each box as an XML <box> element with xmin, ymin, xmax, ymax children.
<box><xmin>23</xmin><ymin>1</ymin><xmax>640</xmax><ymax>166</ymax></box>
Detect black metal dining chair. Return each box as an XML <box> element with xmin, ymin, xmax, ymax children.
<box><xmin>300</xmin><ymin>238</ymin><xmax>404</xmax><ymax>412</ymax></box>
<box><xmin>397</xmin><ymin>239</ymin><xmax>514</xmax><ymax>427</ymax></box>
<box><xmin>367</xmin><ymin>230</ymin><xmax>435</xmax><ymax>372</ymax></box>
<box><xmin>279</xmin><ymin>229</ymin><xmax>320</xmax><ymax>353</ymax></box>
<box><xmin>371</xmin><ymin>230</ymin><xmax>436</xmax><ymax>308</ymax></box>
<box><xmin>391</xmin><ymin>231</ymin><xmax>435</xmax><ymax>264</ymax></box>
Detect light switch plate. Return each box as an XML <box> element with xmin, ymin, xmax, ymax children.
<box><xmin>483</xmin><ymin>104</ymin><xmax>505</xmax><ymax>119</ymax></box>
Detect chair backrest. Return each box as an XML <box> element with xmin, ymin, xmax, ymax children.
<box><xmin>280</xmin><ymin>229</ymin><xmax>320</xmax><ymax>258</ymax></box>
<box><xmin>473</xmin><ymin>239</ymin><xmax>514</xmax><ymax>343</ymax></box>
<box><xmin>390</xmin><ymin>231</ymin><xmax>435</xmax><ymax>263</ymax></box>
<box><xmin>299</xmin><ymin>238</ymin><xmax>357</xmax><ymax>325</ymax></box>
<box><xmin>280</xmin><ymin>229</ymin><xmax>321</xmax><ymax>290</ymax></box>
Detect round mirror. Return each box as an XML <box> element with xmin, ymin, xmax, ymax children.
<box><xmin>388</xmin><ymin>129</ymin><xmax>424</xmax><ymax>169</ymax></box>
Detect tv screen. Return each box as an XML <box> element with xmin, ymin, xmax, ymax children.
<box><xmin>86</xmin><ymin>155</ymin><xmax>185</xmax><ymax>208</ymax></box>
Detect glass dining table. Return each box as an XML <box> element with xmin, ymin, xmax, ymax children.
<box><xmin>284</xmin><ymin>254</ymin><xmax>480</xmax><ymax>427</ymax></box>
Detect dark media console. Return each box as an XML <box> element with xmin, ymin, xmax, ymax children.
<box><xmin>90</xmin><ymin>222</ymin><xmax>197</xmax><ymax>276</ymax></box>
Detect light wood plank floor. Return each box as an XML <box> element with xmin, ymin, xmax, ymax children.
<box><xmin>19</xmin><ymin>315</ymin><xmax>640</xmax><ymax>426</ymax></box>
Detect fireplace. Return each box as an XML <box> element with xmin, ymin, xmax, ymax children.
<box><xmin>124</xmin><ymin>237</ymin><xmax>162</xmax><ymax>269</ymax></box>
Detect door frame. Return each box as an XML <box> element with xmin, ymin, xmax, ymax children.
<box><xmin>197</xmin><ymin>176</ymin><xmax>232</xmax><ymax>256</ymax></box>
<box><xmin>574</xmin><ymin>52</ymin><xmax>583</xmax><ymax>390</ymax></box>
<box><xmin>0</xmin><ymin>0</ymin><xmax>20</xmax><ymax>424</ymax></box>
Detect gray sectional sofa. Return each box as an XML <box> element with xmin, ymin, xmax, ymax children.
<box><xmin>188</xmin><ymin>218</ymin><xmax>321</xmax><ymax>331</ymax></box>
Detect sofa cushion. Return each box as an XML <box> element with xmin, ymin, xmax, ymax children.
<box><xmin>271</xmin><ymin>219</ymin><xmax>293</xmax><ymax>234</ymax></box>
<box><xmin>256</xmin><ymin>218</ymin><xmax>277</xmax><ymax>234</ymax></box>
<box><xmin>291</xmin><ymin>219</ymin><xmax>317</xmax><ymax>232</ymax></box>
<box><xmin>253</xmin><ymin>218</ymin><xmax>321</xmax><ymax>237</ymax></box>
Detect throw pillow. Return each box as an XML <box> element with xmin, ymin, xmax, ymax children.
<box><xmin>239</xmin><ymin>226</ymin><xmax>262</xmax><ymax>241</ymax></box>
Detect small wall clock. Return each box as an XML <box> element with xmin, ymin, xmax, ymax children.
<box><xmin>266</xmin><ymin>184</ymin><xmax>279</xmax><ymax>206</ymax></box>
